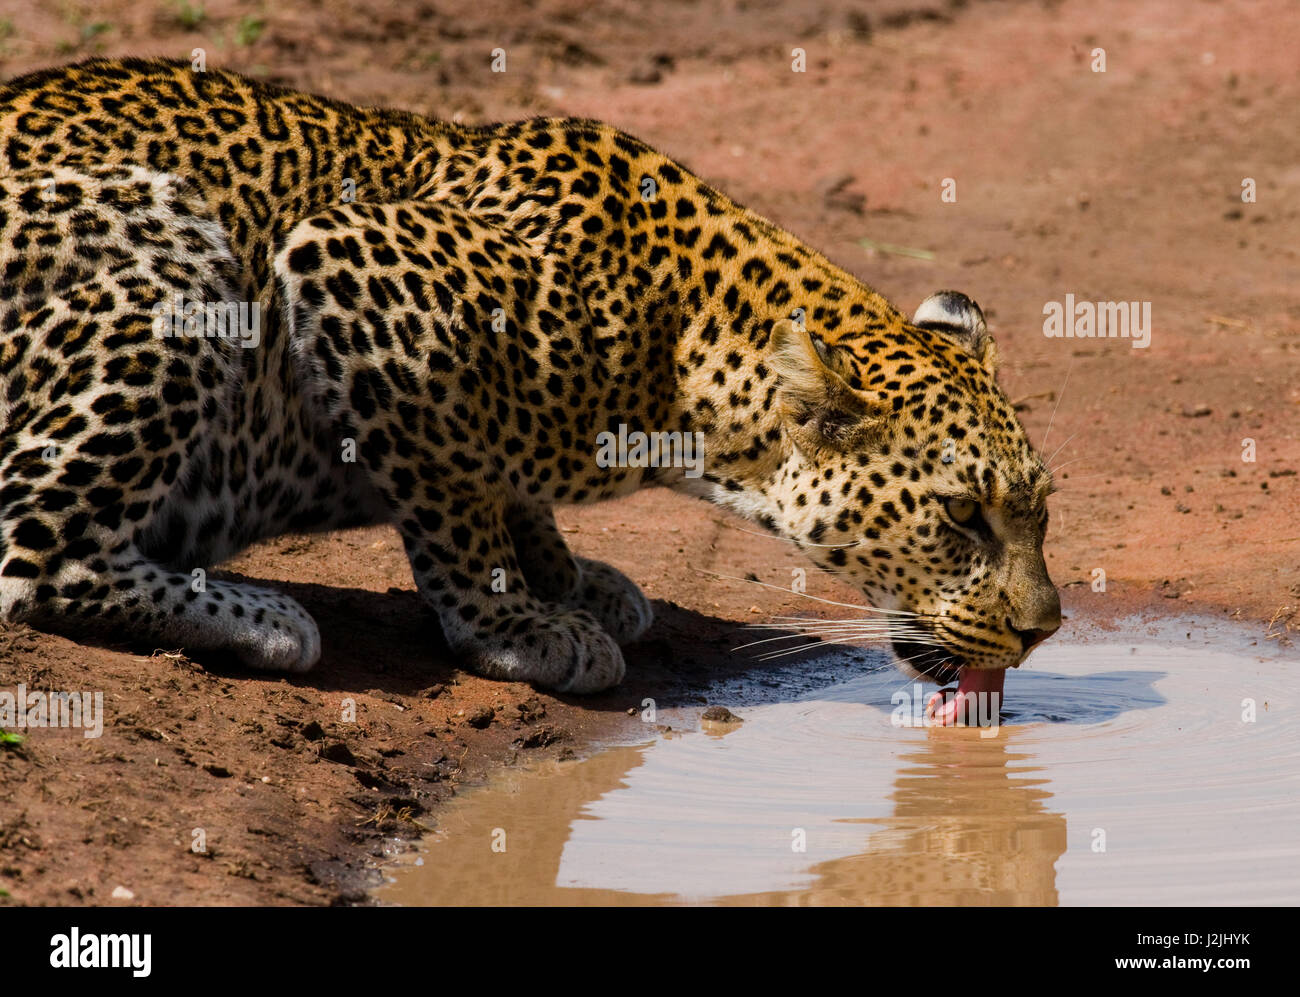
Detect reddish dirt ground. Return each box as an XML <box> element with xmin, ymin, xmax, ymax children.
<box><xmin>0</xmin><ymin>0</ymin><xmax>1296</xmax><ymax>905</ymax></box>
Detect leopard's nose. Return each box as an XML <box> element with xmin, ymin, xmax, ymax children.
<box><xmin>1008</xmin><ymin>618</ymin><xmax>1059</xmax><ymax>653</ymax></box>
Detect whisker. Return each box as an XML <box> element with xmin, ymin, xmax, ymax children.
<box><xmin>887</xmin><ymin>648</ymin><xmax>957</xmax><ymax>693</ymax></box>
<box><xmin>754</xmin><ymin>628</ymin><xmax>946</xmax><ymax>663</ymax></box>
<box><xmin>1041</xmin><ymin>357</ymin><xmax>1074</xmax><ymax>453</ymax></box>
<box><xmin>1049</xmin><ymin>455</ymin><xmax>1090</xmax><ymax>475</ymax></box>
<box><xmin>1043</xmin><ymin>431</ymin><xmax>1078</xmax><ymax>470</ymax></box>
<box><xmin>743</xmin><ymin>621</ymin><xmax>889</xmax><ymax>633</ymax></box>
<box><xmin>754</xmin><ymin>635</ymin><xmax>903</xmax><ymax>662</ymax></box>
<box><xmin>758</xmin><ymin>627</ymin><xmax>930</xmax><ymax>644</ymax></box>
<box><xmin>694</xmin><ymin>569</ymin><xmax>927</xmax><ymax>617</ymax></box>
<box><xmin>737</xmin><ymin>620</ymin><xmax>943</xmax><ymax>656</ymax></box>
<box><xmin>737</xmin><ymin>619</ymin><xmax>933</xmax><ymax>640</ymax></box>
<box><xmin>723</xmin><ymin>523</ymin><xmax>860</xmax><ymax>549</ymax></box>
<box><xmin>745</xmin><ymin>621</ymin><xmax>937</xmax><ymax>641</ymax></box>
<box><xmin>733</xmin><ymin>632</ymin><xmax>829</xmax><ymax>652</ymax></box>
<box><xmin>1050</xmin><ymin>472</ymin><xmax>1110</xmax><ymax>485</ymax></box>
<box><xmin>755</xmin><ymin>644</ymin><xmax>834</xmax><ymax>662</ymax></box>
<box><xmin>755</xmin><ymin>611</ymin><xmax>927</xmax><ymax>624</ymax></box>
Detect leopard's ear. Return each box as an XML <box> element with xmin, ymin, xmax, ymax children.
<box><xmin>769</xmin><ymin>319</ymin><xmax>886</xmax><ymax>455</ymax></box>
<box><xmin>913</xmin><ymin>290</ymin><xmax>998</xmax><ymax>374</ymax></box>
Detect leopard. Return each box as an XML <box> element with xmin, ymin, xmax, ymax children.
<box><xmin>0</xmin><ymin>58</ymin><xmax>1060</xmax><ymax>699</ymax></box>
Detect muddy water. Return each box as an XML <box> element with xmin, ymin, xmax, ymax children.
<box><xmin>375</xmin><ymin>618</ymin><xmax>1298</xmax><ymax>905</ymax></box>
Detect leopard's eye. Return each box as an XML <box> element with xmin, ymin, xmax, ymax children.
<box><xmin>944</xmin><ymin>497</ymin><xmax>979</xmax><ymax>526</ymax></box>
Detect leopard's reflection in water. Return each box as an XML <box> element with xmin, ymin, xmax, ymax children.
<box><xmin>376</xmin><ymin>619</ymin><xmax>1300</xmax><ymax>906</ymax></box>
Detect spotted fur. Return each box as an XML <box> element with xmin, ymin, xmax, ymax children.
<box><xmin>0</xmin><ymin>58</ymin><xmax>1059</xmax><ymax>691</ymax></box>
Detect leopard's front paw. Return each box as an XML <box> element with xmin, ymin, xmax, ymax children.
<box><xmin>570</xmin><ymin>557</ymin><xmax>654</xmax><ymax>645</ymax></box>
<box><xmin>458</xmin><ymin>607</ymin><xmax>626</xmax><ymax>694</ymax></box>
<box><xmin>226</xmin><ymin>592</ymin><xmax>321</xmax><ymax>673</ymax></box>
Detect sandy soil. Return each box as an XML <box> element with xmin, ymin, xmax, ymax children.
<box><xmin>0</xmin><ymin>0</ymin><xmax>1296</xmax><ymax>905</ymax></box>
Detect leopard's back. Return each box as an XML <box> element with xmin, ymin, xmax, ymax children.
<box><xmin>0</xmin><ymin>57</ymin><xmax>448</xmax><ymax>297</ymax></box>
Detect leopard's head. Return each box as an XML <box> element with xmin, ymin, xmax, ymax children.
<box><xmin>765</xmin><ymin>291</ymin><xmax>1061</xmax><ymax>689</ymax></box>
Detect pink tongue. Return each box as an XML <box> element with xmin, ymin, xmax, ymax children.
<box><xmin>925</xmin><ymin>667</ymin><xmax>1006</xmax><ymax>727</ymax></box>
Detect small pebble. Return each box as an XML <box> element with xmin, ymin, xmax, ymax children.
<box><xmin>701</xmin><ymin>706</ymin><xmax>742</xmax><ymax>724</ymax></box>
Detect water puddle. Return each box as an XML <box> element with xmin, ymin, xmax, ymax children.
<box><xmin>375</xmin><ymin>617</ymin><xmax>1297</xmax><ymax>905</ymax></box>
